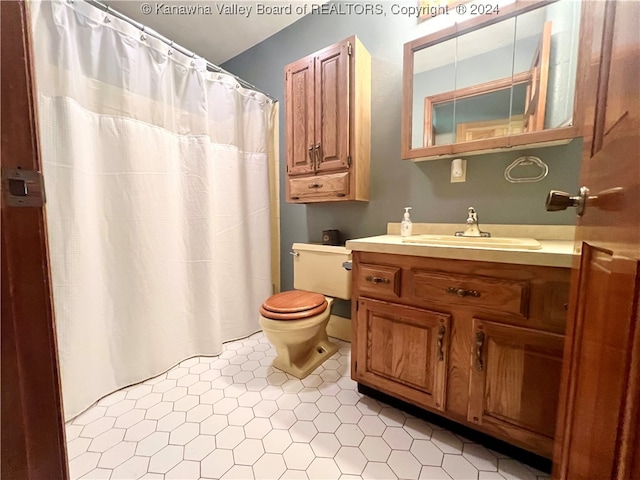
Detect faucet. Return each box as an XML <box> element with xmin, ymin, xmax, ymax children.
<box><xmin>455</xmin><ymin>207</ymin><xmax>491</xmax><ymax>237</ymax></box>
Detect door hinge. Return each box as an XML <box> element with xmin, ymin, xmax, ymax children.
<box><xmin>347</xmin><ymin>42</ymin><xmax>352</xmax><ymax>56</ymax></box>
<box><xmin>2</xmin><ymin>168</ymin><xmax>46</xmax><ymax>207</ymax></box>
<box><xmin>347</xmin><ymin>155</ymin><xmax>352</xmax><ymax>167</ymax></box>
<box><xmin>356</xmin><ymin>300</ymin><xmax>359</xmax><ymax>312</ymax></box>
<box><xmin>354</xmin><ymin>361</ymin><xmax>358</xmax><ymax>373</ymax></box>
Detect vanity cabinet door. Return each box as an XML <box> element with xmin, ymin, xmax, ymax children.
<box><xmin>467</xmin><ymin>318</ymin><xmax>565</xmax><ymax>459</ymax></box>
<box><xmin>354</xmin><ymin>297</ymin><xmax>450</xmax><ymax>412</ymax></box>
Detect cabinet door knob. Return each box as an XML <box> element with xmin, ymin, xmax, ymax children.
<box><xmin>308</xmin><ymin>144</ymin><xmax>315</xmax><ymax>168</ymax></box>
<box><xmin>475</xmin><ymin>331</ymin><xmax>485</xmax><ymax>371</ymax></box>
<box><xmin>314</xmin><ymin>143</ymin><xmax>322</xmax><ymax>169</ymax></box>
<box><xmin>437</xmin><ymin>325</ymin><xmax>446</xmax><ymax>361</ymax></box>
<box><xmin>365</xmin><ymin>275</ymin><xmax>390</xmax><ymax>284</ymax></box>
<box><xmin>446</xmin><ymin>287</ymin><xmax>480</xmax><ymax>298</ymax></box>
<box><xmin>545</xmin><ymin>186</ymin><xmax>588</xmax><ymax>216</ymax></box>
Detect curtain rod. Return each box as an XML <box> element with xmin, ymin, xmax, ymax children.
<box><xmin>82</xmin><ymin>0</ymin><xmax>278</xmax><ymax>102</ymax></box>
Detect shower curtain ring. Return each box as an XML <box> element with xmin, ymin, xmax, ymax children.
<box><xmin>168</xmin><ymin>41</ymin><xmax>174</xmax><ymax>56</ymax></box>
<box><xmin>104</xmin><ymin>6</ymin><xmax>111</xmax><ymax>23</ymax></box>
<box><xmin>140</xmin><ymin>26</ymin><xmax>146</xmax><ymax>41</ymax></box>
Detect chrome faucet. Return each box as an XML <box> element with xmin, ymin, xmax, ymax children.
<box><xmin>455</xmin><ymin>207</ymin><xmax>491</xmax><ymax>237</ymax></box>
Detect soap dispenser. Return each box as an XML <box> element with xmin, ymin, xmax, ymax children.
<box><xmin>401</xmin><ymin>207</ymin><xmax>413</xmax><ymax>237</ymax></box>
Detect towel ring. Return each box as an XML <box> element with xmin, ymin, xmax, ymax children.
<box><xmin>504</xmin><ymin>156</ymin><xmax>549</xmax><ymax>183</ymax></box>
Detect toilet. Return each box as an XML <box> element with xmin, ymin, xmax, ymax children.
<box><xmin>259</xmin><ymin>243</ymin><xmax>352</xmax><ymax>379</ymax></box>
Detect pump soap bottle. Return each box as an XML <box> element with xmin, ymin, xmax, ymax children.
<box><xmin>401</xmin><ymin>207</ymin><xmax>413</xmax><ymax>237</ymax></box>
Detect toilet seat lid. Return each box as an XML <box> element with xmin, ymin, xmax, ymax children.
<box><xmin>260</xmin><ymin>290</ymin><xmax>328</xmax><ymax>320</ymax></box>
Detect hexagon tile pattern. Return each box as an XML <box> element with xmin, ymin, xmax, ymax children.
<box><xmin>67</xmin><ymin>332</ymin><xmax>551</xmax><ymax>480</ymax></box>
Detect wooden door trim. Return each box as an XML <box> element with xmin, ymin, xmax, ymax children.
<box><xmin>591</xmin><ymin>0</ymin><xmax>617</xmax><ymax>156</ymax></box>
<box><xmin>617</xmin><ymin>296</ymin><xmax>640</xmax><ymax>478</ymax></box>
<box><xmin>0</xmin><ymin>1</ymin><xmax>68</xmax><ymax>479</ymax></box>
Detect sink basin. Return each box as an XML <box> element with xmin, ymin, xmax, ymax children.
<box><xmin>402</xmin><ymin>234</ymin><xmax>542</xmax><ymax>250</ymax></box>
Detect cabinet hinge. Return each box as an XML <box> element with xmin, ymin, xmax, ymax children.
<box><xmin>355</xmin><ymin>361</ymin><xmax>358</xmax><ymax>373</ymax></box>
<box><xmin>356</xmin><ymin>301</ymin><xmax>359</xmax><ymax>312</ymax></box>
<box><xmin>347</xmin><ymin>42</ymin><xmax>352</xmax><ymax>56</ymax></box>
<box><xmin>347</xmin><ymin>155</ymin><xmax>352</xmax><ymax>167</ymax></box>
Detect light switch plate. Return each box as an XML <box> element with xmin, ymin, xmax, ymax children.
<box><xmin>451</xmin><ymin>159</ymin><xmax>467</xmax><ymax>183</ymax></box>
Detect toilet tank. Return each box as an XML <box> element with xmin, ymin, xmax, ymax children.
<box><xmin>292</xmin><ymin>243</ymin><xmax>352</xmax><ymax>300</ymax></box>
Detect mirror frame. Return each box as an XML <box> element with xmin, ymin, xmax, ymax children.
<box><xmin>401</xmin><ymin>0</ymin><xmax>593</xmax><ymax>161</ymax></box>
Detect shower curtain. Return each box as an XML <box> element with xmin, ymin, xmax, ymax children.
<box><xmin>30</xmin><ymin>0</ymin><xmax>276</xmax><ymax>419</ymax></box>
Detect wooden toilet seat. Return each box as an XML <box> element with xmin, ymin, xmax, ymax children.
<box><xmin>260</xmin><ymin>290</ymin><xmax>328</xmax><ymax>321</ymax></box>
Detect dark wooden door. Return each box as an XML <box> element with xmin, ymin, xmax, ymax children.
<box><xmin>552</xmin><ymin>0</ymin><xmax>640</xmax><ymax>478</ymax></box>
<box><xmin>0</xmin><ymin>1</ymin><xmax>68</xmax><ymax>479</ymax></box>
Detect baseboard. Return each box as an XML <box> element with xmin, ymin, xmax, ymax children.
<box><xmin>327</xmin><ymin>315</ymin><xmax>351</xmax><ymax>342</ymax></box>
<box><xmin>357</xmin><ymin>383</ymin><xmax>552</xmax><ymax>474</ymax></box>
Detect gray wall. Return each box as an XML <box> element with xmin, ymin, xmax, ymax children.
<box><xmin>222</xmin><ymin>6</ymin><xmax>582</xmax><ymax>307</ymax></box>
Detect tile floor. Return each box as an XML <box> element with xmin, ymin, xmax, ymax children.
<box><xmin>67</xmin><ymin>332</ymin><xmax>551</xmax><ymax>480</ymax></box>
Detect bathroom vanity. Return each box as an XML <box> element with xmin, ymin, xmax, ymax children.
<box><xmin>347</xmin><ymin>225</ymin><xmax>574</xmax><ymax>459</ymax></box>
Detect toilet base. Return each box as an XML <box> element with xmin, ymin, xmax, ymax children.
<box><xmin>272</xmin><ymin>338</ymin><xmax>339</xmax><ymax>379</ymax></box>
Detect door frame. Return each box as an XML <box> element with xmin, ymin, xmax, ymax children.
<box><xmin>2</xmin><ymin>0</ymin><xmax>637</xmax><ymax>477</ymax></box>
<box><xmin>1</xmin><ymin>1</ymin><xmax>68</xmax><ymax>479</ymax></box>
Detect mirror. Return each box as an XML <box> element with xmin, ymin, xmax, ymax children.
<box><xmin>403</xmin><ymin>0</ymin><xmax>583</xmax><ymax>160</ymax></box>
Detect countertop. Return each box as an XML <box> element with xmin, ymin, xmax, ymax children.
<box><xmin>346</xmin><ymin>224</ymin><xmax>577</xmax><ymax>268</ymax></box>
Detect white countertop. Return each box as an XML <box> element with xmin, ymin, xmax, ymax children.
<box><xmin>346</xmin><ymin>224</ymin><xmax>577</xmax><ymax>268</ymax></box>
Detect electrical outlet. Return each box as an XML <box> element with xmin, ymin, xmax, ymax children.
<box><xmin>451</xmin><ymin>159</ymin><xmax>467</xmax><ymax>183</ymax></box>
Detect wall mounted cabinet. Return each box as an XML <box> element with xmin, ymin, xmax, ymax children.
<box><xmin>351</xmin><ymin>251</ymin><xmax>570</xmax><ymax>458</ymax></box>
<box><xmin>285</xmin><ymin>36</ymin><xmax>371</xmax><ymax>203</ymax></box>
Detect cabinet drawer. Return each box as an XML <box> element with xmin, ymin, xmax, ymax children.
<box><xmin>289</xmin><ymin>172</ymin><xmax>349</xmax><ymax>200</ymax></box>
<box><xmin>410</xmin><ymin>270</ymin><xmax>529</xmax><ymax>317</ymax></box>
<box><xmin>357</xmin><ymin>264</ymin><xmax>401</xmax><ymax>298</ymax></box>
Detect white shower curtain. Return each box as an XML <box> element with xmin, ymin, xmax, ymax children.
<box><xmin>30</xmin><ymin>0</ymin><xmax>276</xmax><ymax>419</ymax></box>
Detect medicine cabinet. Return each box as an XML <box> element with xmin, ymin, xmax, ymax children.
<box><xmin>401</xmin><ymin>0</ymin><xmax>590</xmax><ymax>161</ymax></box>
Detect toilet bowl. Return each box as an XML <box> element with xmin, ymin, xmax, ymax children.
<box><xmin>259</xmin><ymin>244</ymin><xmax>352</xmax><ymax>379</ymax></box>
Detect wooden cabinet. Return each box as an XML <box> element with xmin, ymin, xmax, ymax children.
<box><xmin>351</xmin><ymin>251</ymin><xmax>570</xmax><ymax>458</ymax></box>
<box><xmin>284</xmin><ymin>36</ymin><xmax>370</xmax><ymax>203</ymax></box>
<box><xmin>355</xmin><ymin>298</ymin><xmax>450</xmax><ymax>412</ymax></box>
<box><xmin>468</xmin><ymin>318</ymin><xmax>565</xmax><ymax>456</ymax></box>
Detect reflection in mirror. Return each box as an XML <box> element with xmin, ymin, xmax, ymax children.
<box><xmin>410</xmin><ymin>0</ymin><xmax>581</xmax><ymax>150</ymax></box>
<box><xmin>412</xmin><ymin>36</ymin><xmax>457</xmax><ymax>148</ymax></box>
